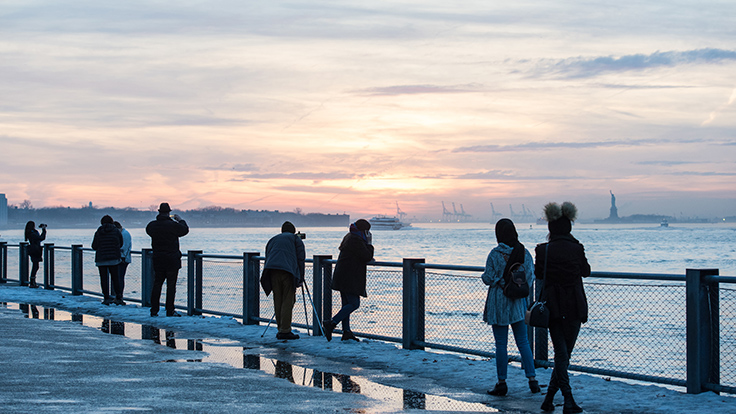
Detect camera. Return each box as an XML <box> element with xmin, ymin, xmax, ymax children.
<box><xmin>39</xmin><ymin>223</ymin><xmax>47</xmax><ymax>229</ymax></box>
<box><xmin>297</xmin><ymin>232</ymin><xmax>306</xmax><ymax>239</ymax></box>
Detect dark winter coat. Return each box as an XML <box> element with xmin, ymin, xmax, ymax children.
<box><xmin>145</xmin><ymin>214</ymin><xmax>189</xmax><ymax>272</ymax></box>
<box><xmin>260</xmin><ymin>232</ymin><xmax>306</xmax><ymax>296</ymax></box>
<box><xmin>534</xmin><ymin>234</ymin><xmax>590</xmax><ymax>323</ymax></box>
<box><xmin>91</xmin><ymin>223</ymin><xmax>124</xmax><ymax>265</ymax></box>
<box><xmin>331</xmin><ymin>232</ymin><xmax>374</xmax><ymax>297</ymax></box>
<box><xmin>27</xmin><ymin>228</ymin><xmax>46</xmax><ymax>262</ymax></box>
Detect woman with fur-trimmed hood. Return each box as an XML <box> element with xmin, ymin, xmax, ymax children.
<box><xmin>535</xmin><ymin>201</ymin><xmax>590</xmax><ymax>414</ymax></box>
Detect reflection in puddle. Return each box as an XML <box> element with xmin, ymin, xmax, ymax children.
<box><xmin>5</xmin><ymin>302</ymin><xmax>496</xmax><ymax>412</ymax></box>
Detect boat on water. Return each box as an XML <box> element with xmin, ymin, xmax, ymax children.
<box><xmin>660</xmin><ymin>219</ymin><xmax>669</xmax><ymax>227</ymax></box>
<box><xmin>369</xmin><ymin>215</ymin><xmax>410</xmax><ymax>230</ymax></box>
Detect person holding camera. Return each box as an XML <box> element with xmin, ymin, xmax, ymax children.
<box><xmin>24</xmin><ymin>221</ymin><xmax>47</xmax><ymax>288</ymax></box>
<box><xmin>323</xmin><ymin>219</ymin><xmax>374</xmax><ymax>342</ymax></box>
<box><xmin>260</xmin><ymin>221</ymin><xmax>306</xmax><ymax>340</ymax></box>
<box><xmin>146</xmin><ymin>203</ymin><xmax>189</xmax><ymax>317</ymax></box>
<box><xmin>91</xmin><ymin>215</ymin><xmax>124</xmax><ymax>305</ymax></box>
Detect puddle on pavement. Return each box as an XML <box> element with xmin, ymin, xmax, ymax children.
<box><xmin>4</xmin><ymin>302</ymin><xmax>497</xmax><ymax>413</ymax></box>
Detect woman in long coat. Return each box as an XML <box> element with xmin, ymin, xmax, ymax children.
<box><xmin>323</xmin><ymin>219</ymin><xmax>374</xmax><ymax>342</ymax></box>
<box><xmin>482</xmin><ymin>218</ymin><xmax>539</xmax><ymax>396</ymax></box>
<box><xmin>535</xmin><ymin>202</ymin><xmax>590</xmax><ymax>414</ymax></box>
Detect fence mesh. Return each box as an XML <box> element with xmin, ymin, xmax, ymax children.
<box><xmin>721</xmin><ymin>287</ymin><xmax>736</xmax><ymax>388</ymax></box>
<box><xmin>580</xmin><ymin>281</ymin><xmax>686</xmax><ymax>381</ymax></box>
<box><xmin>328</xmin><ymin>269</ymin><xmax>404</xmax><ymax>340</ymax></box>
<box><xmin>201</xmin><ymin>258</ymin><xmax>243</xmax><ymax>316</ymax></box>
<box><xmin>4</xmin><ymin>245</ymin><xmax>20</xmax><ymax>283</ymax></box>
<box><xmin>52</xmin><ymin>248</ymin><xmax>72</xmax><ymax>289</ymax></box>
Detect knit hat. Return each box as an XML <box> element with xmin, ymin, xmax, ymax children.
<box><xmin>355</xmin><ymin>219</ymin><xmax>371</xmax><ymax>231</ymax></box>
<box><xmin>281</xmin><ymin>221</ymin><xmax>296</xmax><ymax>234</ymax></box>
<box><xmin>544</xmin><ymin>201</ymin><xmax>577</xmax><ymax>235</ymax></box>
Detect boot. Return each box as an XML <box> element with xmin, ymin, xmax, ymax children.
<box><xmin>541</xmin><ymin>385</ymin><xmax>558</xmax><ymax>412</ymax></box>
<box><xmin>486</xmin><ymin>381</ymin><xmax>507</xmax><ymax>396</ymax></box>
<box><xmin>341</xmin><ymin>332</ymin><xmax>360</xmax><ymax>342</ymax></box>
<box><xmin>323</xmin><ymin>320</ymin><xmax>336</xmax><ymax>342</ymax></box>
<box><xmin>562</xmin><ymin>392</ymin><xmax>582</xmax><ymax>414</ymax></box>
<box><xmin>29</xmin><ymin>278</ymin><xmax>39</xmax><ymax>288</ymax></box>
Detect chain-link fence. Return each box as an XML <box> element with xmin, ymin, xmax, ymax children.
<box><xmin>721</xmin><ymin>287</ymin><xmax>736</xmax><ymax>388</ymax></box>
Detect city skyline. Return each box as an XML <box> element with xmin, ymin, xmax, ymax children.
<box><xmin>1</xmin><ymin>2</ymin><xmax>734</xmax><ymax>221</ymax></box>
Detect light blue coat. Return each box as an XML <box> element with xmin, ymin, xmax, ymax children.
<box><xmin>481</xmin><ymin>243</ymin><xmax>535</xmax><ymax>326</ymax></box>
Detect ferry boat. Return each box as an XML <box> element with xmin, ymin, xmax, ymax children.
<box><xmin>660</xmin><ymin>219</ymin><xmax>669</xmax><ymax>227</ymax></box>
<box><xmin>369</xmin><ymin>215</ymin><xmax>409</xmax><ymax>230</ymax></box>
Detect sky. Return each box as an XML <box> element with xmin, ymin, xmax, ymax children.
<box><xmin>2</xmin><ymin>286</ymin><xmax>734</xmax><ymax>413</ymax></box>
<box><xmin>1</xmin><ymin>1</ymin><xmax>735</xmax><ymax>221</ymax></box>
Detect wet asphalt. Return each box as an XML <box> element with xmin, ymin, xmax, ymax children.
<box><xmin>0</xmin><ymin>306</ymin><xmax>376</xmax><ymax>413</ymax></box>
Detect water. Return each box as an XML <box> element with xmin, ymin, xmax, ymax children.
<box><xmin>3</xmin><ymin>222</ymin><xmax>736</xmax><ymax>274</ymax></box>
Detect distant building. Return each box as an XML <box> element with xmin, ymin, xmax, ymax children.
<box><xmin>0</xmin><ymin>193</ymin><xmax>7</xmax><ymax>227</ymax></box>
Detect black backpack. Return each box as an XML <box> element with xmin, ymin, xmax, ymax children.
<box><xmin>503</xmin><ymin>262</ymin><xmax>530</xmax><ymax>299</ymax></box>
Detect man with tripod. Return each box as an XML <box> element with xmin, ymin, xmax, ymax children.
<box><xmin>260</xmin><ymin>221</ymin><xmax>305</xmax><ymax>340</ymax></box>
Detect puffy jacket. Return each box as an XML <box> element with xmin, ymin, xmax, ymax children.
<box><xmin>534</xmin><ymin>234</ymin><xmax>590</xmax><ymax>322</ymax></box>
<box><xmin>145</xmin><ymin>214</ymin><xmax>189</xmax><ymax>271</ymax></box>
<box><xmin>260</xmin><ymin>232</ymin><xmax>306</xmax><ymax>295</ymax></box>
<box><xmin>331</xmin><ymin>232</ymin><xmax>374</xmax><ymax>297</ymax></box>
<box><xmin>92</xmin><ymin>223</ymin><xmax>124</xmax><ymax>265</ymax></box>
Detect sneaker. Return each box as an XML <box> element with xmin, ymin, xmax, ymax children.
<box><xmin>341</xmin><ymin>332</ymin><xmax>360</xmax><ymax>342</ymax></box>
<box><xmin>323</xmin><ymin>320</ymin><xmax>336</xmax><ymax>342</ymax></box>
<box><xmin>166</xmin><ymin>311</ymin><xmax>182</xmax><ymax>317</ymax></box>
<box><xmin>114</xmin><ymin>298</ymin><xmax>126</xmax><ymax>306</ymax></box>
<box><xmin>276</xmin><ymin>332</ymin><xmax>300</xmax><ymax>340</ymax></box>
<box><xmin>487</xmin><ymin>382</ymin><xmax>508</xmax><ymax>396</ymax></box>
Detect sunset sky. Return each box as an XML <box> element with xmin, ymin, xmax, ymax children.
<box><xmin>1</xmin><ymin>1</ymin><xmax>735</xmax><ymax>221</ymax></box>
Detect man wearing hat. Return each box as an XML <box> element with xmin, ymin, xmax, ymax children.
<box><xmin>146</xmin><ymin>203</ymin><xmax>189</xmax><ymax>317</ymax></box>
<box><xmin>260</xmin><ymin>221</ymin><xmax>306</xmax><ymax>340</ymax></box>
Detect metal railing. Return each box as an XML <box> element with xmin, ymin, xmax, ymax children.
<box><xmin>0</xmin><ymin>241</ymin><xmax>733</xmax><ymax>395</ymax></box>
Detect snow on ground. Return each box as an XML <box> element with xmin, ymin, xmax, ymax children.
<box><xmin>1</xmin><ymin>285</ymin><xmax>733</xmax><ymax>414</ymax></box>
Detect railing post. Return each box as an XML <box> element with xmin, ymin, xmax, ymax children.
<box><xmin>686</xmin><ymin>268</ymin><xmax>720</xmax><ymax>394</ymax></box>
<box><xmin>141</xmin><ymin>249</ymin><xmax>153</xmax><ymax>307</ymax></box>
<box><xmin>533</xmin><ymin>278</ymin><xmax>549</xmax><ymax>362</ymax></box>
<box><xmin>19</xmin><ymin>241</ymin><xmax>29</xmax><ymax>286</ymax></box>
<box><xmin>242</xmin><ymin>252</ymin><xmax>260</xmax><ymax>324</ymax></box>
<box><xmin>0</xmin><ymin>242</ymin><xmax>7</xmax><ymax>283</ymax></box>
<box><xmin>43</xmin><ymin>243</ymin><xmax>55</xmax><ymax>290</ymax></box>
<box><xmin>187</xmin><ymin>250</ymin><xmax>203</xmax><ymax>316</ymax></box>
<box><xmin>71</xmin><ymin>244</ymin><xmax>83</xmax><ymax>295</ymax></box>
<box><xmin>403</xmin><ymin>258</ymin><xmax>425</xmax><ymax>350</ymax></box>
<box><xmin>313</xmin><ymin>255</ymin><xmax>332</xmax><ymax>335</ymax></box>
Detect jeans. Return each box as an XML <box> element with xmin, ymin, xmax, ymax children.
<box><xmin>491</xmin><ymin>320</ymin><xmax>536</xmax><ymax>380</ymax></box>
<box><xmin>332</xmin><ymin>292</ymin><xmax>360</xmax><ymax>334</ymax></box>
<box><xmin>150</xmin><ymin>269</ymin><xmax>179</xmax><ymax>315</ymax></box>
<box><xmin>547</xmin><ymin>318</ymin><xmax>581</xmax><ymax>395</ymax></box>
<box><xmin>98</xmin><ymin>265</ymin><xmax>121</xmax><ymax>300</ymax></box>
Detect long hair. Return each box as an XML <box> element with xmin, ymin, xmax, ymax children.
<box><xmin>24</xmin><ymin>221</ymin><xmax>35</xmax><ymax>241</ymax></box>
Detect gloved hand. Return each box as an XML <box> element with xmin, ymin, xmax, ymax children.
<box><xmin>172</xmin><ymin>214</ymin><xmax>181</xmax><ymax>221</ymax></box>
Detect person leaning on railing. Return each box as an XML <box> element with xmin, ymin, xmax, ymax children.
<box><xmin>535</xmin><ymin>201</ymin><xmax>590</xmax><ymax>414</ymax></box>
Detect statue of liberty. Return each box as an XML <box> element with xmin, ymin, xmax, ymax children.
<box><xmin>609</xmin><ymin>191</ymin><xmax>619</xmax><ymax>220</ymax></box>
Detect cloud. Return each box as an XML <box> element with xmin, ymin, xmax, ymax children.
<box><xmin>534</xmin><ymin>48</ymin><xmax>736</xmax><ymax>78</ymax></box>
<box><xmin>452</xmin><ymin>138</ymin><xmax>702</xmax><ymax>153</ymax></box>
<box><xmin>353</xmin><ymin>84</ymin><xmax>482</xmax><ymax>96</ymax></box>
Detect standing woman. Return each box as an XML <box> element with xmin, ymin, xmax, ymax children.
<box><xmin>323</xmin><ymin>219</ymin><xmax>374</xmax><ymax>342</ymax></box>
<box><xmin>24</xmin><ymin>221</ymin><xmax>47</xmax><ymax>288</ymax></box>
<box><xmin>536</xmin><ymin>202</ymin><xmax>590</xmax><ymax>414</ymax></box>
<box><xmin>92</xmin><ymin>215</ymin><xmax>124</xmax><ymax>305</ymax></box>
<box><xmin>482</xmin><ymin>218</ymin><xmax>540</xmax><ymax>396</ymax></box>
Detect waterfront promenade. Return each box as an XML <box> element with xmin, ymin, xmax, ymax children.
<box><xmin>1</xmin><ymin>285</ymin><xmax>733</xmax><ymax>414</ymax></box>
